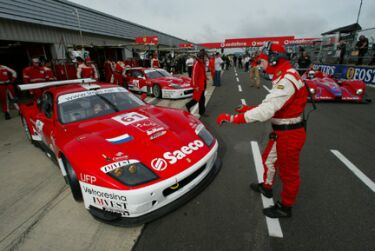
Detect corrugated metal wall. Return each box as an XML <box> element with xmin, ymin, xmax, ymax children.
<box><xmin>0</xmin><ymin>0</ymin><xmax>190</xmax><ymax>46</ymax></box>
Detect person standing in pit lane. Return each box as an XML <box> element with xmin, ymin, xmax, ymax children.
<box><xmin>151</xmin><ymin>53</ymin><xmax>160</xmax><ymax>68</ymax></box>
<box><xmin>185</xmin><ymin>49</ymin><xmax>208</xmax><ymax>117</ymax></box>
<box><xmin>186</xmin><ymin>55</ymin><xmax>195</xmax><ymax>78</ymax></box>
<box><xmin>216</xmin><ymin>42</ymin><xmax>308</xmax><ymax>218</ymax></box>
<box><xmin>214</xmin><ymin>52</ymin><xmax>223</xmax><ymax>86</ymax></box>
<box><xmin>249</xmin><ymin>52</ymin><xmax>261</xmax><ymax>89</ymax></box>
<box><xmin>0</xmin><ymin>65</ymin><xmax>17</xmax><ymax>120</ymax></box>
<box><xmin>76</xmin><ymin>57</ymin><xmax>99</xmax><ymax>80</ymax></box>
<box><xmin>112</xmin><ymin>60</ymin><xmax>125</xmax><ymax>85</ymax></box>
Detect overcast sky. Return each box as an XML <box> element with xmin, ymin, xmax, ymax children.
<box><xmin>70</xmin><ymin>0</ymin><xmax>374</xmax><ymax>43</ymax></box>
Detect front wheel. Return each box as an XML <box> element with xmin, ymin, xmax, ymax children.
<box><xmin>63</xmin><ymin>157</ymin><xmax>83</xmax><ymax>202</ymax></box>
<box><xmin>152</xmin><ymin>84</ymin><xmax>162</xmax><ymax>98</ymax></box>
<box><xmin>21</xmin><ymin>116</ymin><xmax>34</xmax><ymax>145</ymax></box>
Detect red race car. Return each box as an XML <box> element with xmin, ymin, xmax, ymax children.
<box><xmin>124</xmin><ymin>68</ymin><xmax>193</xmax><ymax>99</ymax></box>
<box><xmin>302</xmin><ymin>70</ymin><xmax>371</xmax><ymax>103</ymax></box>
<box><xmin>18</xmin><ymin>79</ymin><xmax>220</xmax><ymax>225</ymax></box>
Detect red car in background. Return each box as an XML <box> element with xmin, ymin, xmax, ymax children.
<box><xmin>18</xmin><ymin>79</ymin><xmax>220</xmax><ymax>226</ymax></box>
<box><xmin>302</xmin><ymin>70</ymin><xmax>371</xmax><ymax>103</ymax></box>
<box><xmin>124</xmin><ymin>68</ymin><xmax>193</xmax><ymax>99</ymax></box>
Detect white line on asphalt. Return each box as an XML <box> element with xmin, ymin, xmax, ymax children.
<box><xmin>263</xmin><ymin>85</ymin><xmax>271</xmax><ymax>93</ymax></box>
<box><xmin>236</xmin><ymin>77</ymin><xmax>240</xmax><ymax>82</ymax></box>
<box><xmin>250</xmin><ymin>141</ymin><xmax>283</xmax><ymax>238</ymax></box>
<box><xmin>238</xmin><ymin>85</ymin><xmax>243</xmax><ymax>92</ymax></box>
<box><xmin>241</xmin><ymin>99</ymin><xmax>246</xmax><ymax>105</ymax></box>
<box><xmin>147</xmin><ymin>97</ymin><xmax>157</xmax><ymax>104</ymax></box>
<box><xmin>368</xmin><ymin>85</ymin><xmax>375</xmax><ymax>88</ymax></box>
<box><xmin>331</xmin><ymin>150</ymin><xmax>375</xmax><ymax>192</ymax></box>
<box><xmin>235</xmin><ymin>73</ymin><xmax>238</xmax><ymax>77</ymax></box>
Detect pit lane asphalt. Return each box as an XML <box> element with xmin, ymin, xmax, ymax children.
<box><xmin>134</xmin><ymin>68</ymin><xmax>375</xmax><ymax>251</ymax></box>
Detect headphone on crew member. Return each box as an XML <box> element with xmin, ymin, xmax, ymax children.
<box><xmin>262</xmin><ymin>41</ymin><xmax>289</xmax><ymax>66</ymax></box>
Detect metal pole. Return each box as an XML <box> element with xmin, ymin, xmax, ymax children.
<box><xmin>356</xmin><ymin>0</ymin><xmax>363</xmax><ymax>24</ymax></box>
<box><xmin>73</xmin><ymin>8</ymin><xmax>84</xmax><ymax>48</ymax></box>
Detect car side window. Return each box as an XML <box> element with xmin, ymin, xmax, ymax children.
<box><xmin>132</xmin><ymin>70</ymin><xmax>144</xmax><ymax>79</ymax></box>
<box><xmin>41</xmin><ymin>92</ymin><xmax>54</xmax><ymax>119</ymax></box>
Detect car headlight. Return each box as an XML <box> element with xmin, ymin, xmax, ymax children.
<box><xmin>195</xmin><ymin>124</ymin><xmax>214</xmax><ymax>147</ymax></box>
<box><xmin>356</xmin><ymin>89</ymin><xmax>363</xmax><ymax>95</ymax></box>
<box><xmin>107</xmin><ymin>161</ymin><xmax>158</xmax><ymax>187</ymax></box>
<box><xmin>309</xmin><ymin>88</ymin><xmax>315</xmax><ymax>94</ymax></box>
<box><xmin>169</xmin><ymin>83</ymin><xmax>183</xmax><ymax>89</ymax></box>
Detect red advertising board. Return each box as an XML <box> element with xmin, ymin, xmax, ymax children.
<box><xmin>198</xmin><ymin>42</ymin><xmax>223</xmax><ymax>49</ymax></box>
<box><xmin>224</xmin><ymin>36</ymin><xmax>295</xmax><ymax>48</ymax></box>
<box><xmin>135</xmin><ymin>36</ymin><xmax>159</xmax><ymax>45</ymax></box>
<box><xmin>179</xmin><ymin>43</ymin><xmax>194</xmax><ymax>48</ymax></box>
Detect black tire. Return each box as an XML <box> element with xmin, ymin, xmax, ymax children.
<box><xmin>21</xmin><ymin>116</ymin><xmax>34</xmax><ymax>144</ymax></box>
<box><xmin>63</xmin><ymin>157</ymin><xmax>83</xmax><ymax>202</ymax></box>
<box><xmin>152</xmin><ymin>84</ymin><xmax>162</xmax><ymax>98</ymax></box>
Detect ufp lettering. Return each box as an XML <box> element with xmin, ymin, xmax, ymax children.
<box><xmin>164</xmin><ymin>140</ymin><xmax>204</xmax><ymax>164</ymax></box>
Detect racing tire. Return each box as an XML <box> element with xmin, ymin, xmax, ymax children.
<box><xmin>152</xmin><ymin>84</ymin><xmax>162</xmax><ymax>98</ymax></box>
<box><xmin>21</xmin><ymin>116</ymin><xmax>35</xmax><ymax>145</ymax></box>
<box><xmin>63</xmin><ymin>157</ymin><xmax>83</xmax><ymax>202</ymax></box>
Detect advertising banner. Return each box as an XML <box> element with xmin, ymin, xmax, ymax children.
<box><xmin>313</xmin><ymin>64</ymin><xmax>375</xmax><ymax>85</ymax></box>
<box><xmin>135</xmin><ymin>36</ymin><xmax>158</xmax><ymax>45</ymax></box>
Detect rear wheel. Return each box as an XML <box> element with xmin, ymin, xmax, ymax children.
<box><xmin>63</xmin><ymin>157</ymin><xmax>83</xmax><ymax>202</ymax></box>
<box><xmin>152</xmin><ymin>84</ymin><xmax>162</xmax><ymax>98</ymax></box>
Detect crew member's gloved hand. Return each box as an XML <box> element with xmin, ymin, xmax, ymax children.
<box><xmin>216</xmin><ymin>113</ymin><xmax>246</xmax><ymax>125</ymax></box>
<box><xmin>216</xmin><ymin>113</ymin><xmax>232</xmax><ymax>125</ymax></box>
<box><xmin>235</xmin><ymin>104</ymin><xmax>256</xmax><ymax>113</ymax></box>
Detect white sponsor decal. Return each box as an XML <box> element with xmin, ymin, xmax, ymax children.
<box><xmin>113</xmin><ymin>112</ymin><xmax>148</xmax><ymax>126</ymax></box>
<box><xmin>151</xmin><ymin>140</ymin><xmax>204</xmax><ymax>171</ymax></box>
<box><xmin>151</xmin><ymin>158</ymin><xmax>168</xmax><ymax>171</ymax></box>
<box><xmin>100</xmin><ymin>159</ymin><xmax>138</xmax><ymax>173</ymax></box>
<box><xmin>80</xmin><ymin>183</ymin><xmax>130</xmax><ymax>216</ymax></box>
<box><xmin>58</xmin><ymin>87</ymin><xmax>126</xmax><ymax>104</ymax></box>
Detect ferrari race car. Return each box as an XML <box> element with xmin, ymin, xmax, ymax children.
<box><xmin>302</xmin><ymin>70</ymin><xmax>371</xmax><ymax>103</ymax></box>
<box><xmin>18</xmin><ymin>79</ymin><xmax>219</xmax><ymax>225</ymax></box>
<box><xmin>124</xmin><ymin>68</ymin><xmax>193</xmax><ymax>99</ymax></box>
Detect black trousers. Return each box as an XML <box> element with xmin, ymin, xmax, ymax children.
<box><xmin>186</xmin><ymin>93</ymin><xmax>206</xmax><ymax>115</ymax></box>
<box><xmin>187</xmin><ymin>66</ymin><xmax>193</xmax><ymax>77</ymax></box>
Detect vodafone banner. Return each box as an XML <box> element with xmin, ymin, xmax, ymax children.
<box><xmin>135</xmin><ymin>36</ymin><xmax>159</xmax><ymax>45</ymax></box>
<box><xmin>199</xmin><ymin>42</ymin><xmax>222</xmax><ymax>49</ymax></box>
<box><xmin>224</xmin><ymin>36</ymin><xmax>294</xmax><ymax>48</ymax></box>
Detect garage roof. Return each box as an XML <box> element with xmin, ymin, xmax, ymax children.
<box><xmin>0</xmin><ymin>0</ymin><xmax>191</xmax><ymax>46</ymax></box>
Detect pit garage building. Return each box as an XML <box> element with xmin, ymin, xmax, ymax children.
<box><xmin>0</xmin><ymin>0</ymin><xmax>192</xmax><ymax>81</ymax></box>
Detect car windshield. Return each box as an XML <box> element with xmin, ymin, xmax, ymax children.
<box><xmin>58</xmin><ymin>87</ymin><xmax>144</xmax><ymax>124</ymax></box>
<box><xmin>145</xmin><ymin>69</ymin><xmax>171</xmax><ymax>79</ymax></box>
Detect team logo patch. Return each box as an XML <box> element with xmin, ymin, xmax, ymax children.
<box><xmin>276</xmin><ymin>85</ymin><xmax>285</xmax><ymax>89</ymax></box>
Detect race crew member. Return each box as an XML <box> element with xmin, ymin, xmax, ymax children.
<box><xmin>76</xmin><ymin>57</ymin><xmax>99</xmax><ymax>80</ymax></box>
<box><xmin>249</xmin><ymin>52</ymin><xmax>261</xmax><ymax>88</ymax></box>
<box><xmin>185</xmin><ymin>49</ymin><xmax>207</xmax><ymax>116</ymax></box>
<box><xmin>151</xmin><ymin>53</ymin><xmax>160</xmax><ymax>68</ymax></box>
<box><xmin>112</xmin><ymin>60</ymin><xmax>125</xmax><ymax>85</ymax></box>
<box><xmin>23</xmin><ymin>58</ymin><xmax>54</xmax><ymax>84</ymax></box>
<box><xmin>0</xmin><ymin>65</ymin><xmax>17</xmax><ymax>120</ymax></box>
<box><xmin>216</xmin><ymin>42</ymin><xmax>308</xmax><ymax>218</ymax></box>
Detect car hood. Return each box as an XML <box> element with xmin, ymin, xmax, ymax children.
<box><xmin>66</xmin><ymin>105</ymin><xmax>210</xmax><ymax>181</ymax></box>
<box><xmin>315</xmin><ymin>78</ymin><xmax>342</xmax><ymax>96</ymax></box>
<box><xmin>151</xmin><ymin>76</ymin><xmax>192</xmax><ymax>88</ymax></box>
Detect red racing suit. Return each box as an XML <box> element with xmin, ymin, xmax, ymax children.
<box><xmin>23</xmin><ymin>66</ymin><xmax>54</xmax><ymax>83</ymax></box>
<box><xmin>243</xmin><ymin>61</ymin><xmax>308</xmax><ymax>206</ymax></box>
<box><xmin>0</xmin><ymin>65</ymin><xmax>18</xmax><ymax>113</ymax></box>
<box><xmin>192</xmin><ymin>59</ymin><xmax>206</xmax><ymax>101</ymax></box>
<box><xmin>77</xmin><ymin>63</ymin><xmax>99</xmax><ymax>80</ymax></box>
<box><xmin>151</xmin><ymin>58</ymin><xmax>160</xmax><ymax>68</ymax></box>
<box><xmin>112</xmin><ymin>61</ymin><xmax>125</xmax><ymax>85</ymax></box>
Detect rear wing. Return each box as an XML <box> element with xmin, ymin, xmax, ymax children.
<box><xmin>18</xmin><ymin>78</ymin><xmax>96</xmax><ymax>91</ymax></box>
